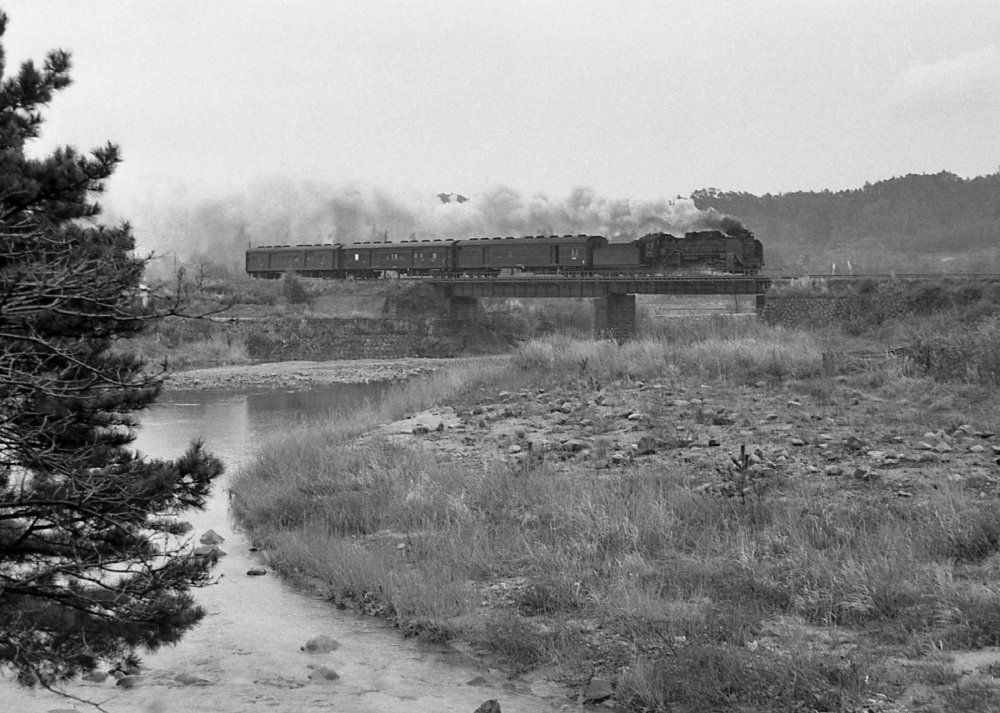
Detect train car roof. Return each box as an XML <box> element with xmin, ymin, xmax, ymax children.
<box><xmin>343</xmin><ymin>239</ymin><xmax>459</xmax><ymax>249</ymax></box>
<box><xmin>248</xmin><ymin>243</ymin><xmax>341</xmax><ymax>250</ymax></box>
<box><xmin>455</xmin><ymin>234</ymin><xmax>607</xmax><ymax>247</ymax></box>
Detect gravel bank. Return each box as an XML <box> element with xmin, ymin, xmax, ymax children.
<box><xmin>164</xmin><ymin>358</ymin><xmax>461</xmax><ymax>390</ymax></box>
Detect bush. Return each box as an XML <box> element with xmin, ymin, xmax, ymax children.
<box><xmin>281</xmin><ymin>272</ymin><xmax>311</xmax><ymax>305</ymax></box>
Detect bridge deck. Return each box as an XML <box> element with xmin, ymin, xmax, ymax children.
<box><xmin>429</xmin><ymin>275</ymin><xmax>770</xmax><ymax>298</ymax></box>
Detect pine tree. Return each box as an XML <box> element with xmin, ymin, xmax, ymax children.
<box><xmin>0</xmin><ymin>11</ymin><xmax>224</xmax><ymax>686</ymax></box>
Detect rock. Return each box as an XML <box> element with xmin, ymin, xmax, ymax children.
<box><xmin>302</xmin><ymin>634</ymin><xmax>340</xmax><ymax>653</ymax></box>
<box><xmin>933</xmin><ymin>442</ymin><xmax>953</xmax><ymax>453</ymax></box>
<box><xmin>635</xmin><ymin>435</ymin><xmax>657</xmax><ymax>455</ymax></box>
<box><xmin>116</xmin><ymin>675</ymin><xmax>143</xmax><ymax>689</ymax></box>
<box><xmin>474</xmin><ymin>700</ymin><xmax>502</xmax><ymax>713</ymax></box>
<box><xmin>789</xmin><ymin>438</ymin><xmax>806</xmax><ymax>446</ymax></box>
<box><xmin>199</xmin><ymin>529</ymin><xmax>225</xmax><ymax>545</ymax></box>
<box><xmin>970</xmin><ymin>445</ymin><xmax>986</xmax><ymax>453</ymax></box>
<box><xmin>561</xmin><ymin>439</ymin><xmax>586</xmax><ymax>453</ymax></box>
<box><xmin>845</xmin><ymin>436</ymin><xmax>864</xmax><ymax>450</ymax></box>
<box><xmin>308</xmin><ymin>665</ymin><xmax>340</xmax><ymax>681</ymax></box>
<box><xmin>192</xmin><ymin>545</ymin><xmax>226</xmax><ymax>560</ymax></box>
<box><xmin>583</xmin><ymin>677</ymin><xmax>614</xmax><ymax>701</ymax></box>
<box><xmin>175</xmin><ymin>672</ymin><xmax>211</xmax><ymax>685</ymax></box>
<box><xmin>627</xmin><ymin>412</ymin><xmax>644</xmax><ymax>421</ymax></box>
<box><xmin>824</xmin><ymin>465</ymin><xmax>843</xmax><ymax>476</ymax></box>
<box><xmin>466</xmin><ymin>675</ymin><xmax>490</xmax><ymax>687</ymax></box>
<box><xmin>507</xmin><ymin>444</ymin><xmax>522</xmax><ymax>454</ymax></box>
<box><xmin>247</xmin><ymin>567</ymin><xmax>267</xmax><ymax>576</ymax></box>
<box><xmin>81</xmin><ymin>670</ymin><xmax>109</xmax><ymax>682</ymax></box>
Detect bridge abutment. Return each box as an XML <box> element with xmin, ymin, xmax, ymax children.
<box><xmin>449</xmin><ymin>295</ymin><xmax>480</xmax><ymax>323</ymax></box>
<box><xmin>594</xmin><ymin>294</ymin><xmax>636</xmax><ymax>341</ymax></box>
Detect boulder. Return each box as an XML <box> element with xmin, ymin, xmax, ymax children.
<box><xmin>175</xmin><ymin>672</ymin><xmax>211</xmax><ymax>686</ymax></box>
<box><xmin>247</xmin><ymin>567</ymin><xmax>267</xmax><ymax>576</ymax></box>
<box><xmin>192</xmin><ymin>545</ymin><xmax>226</xmax><ymax>561</ymax></box>
<box><xmin>635</xmin><ymin>435</ymin><xmax>658</xmax><ymax>455</ymax></box>
<box><xmin>583</xmin><ymin>677</ymin><xmax>614</xmax><ymax>701</ymax></box>
<box><xmin>302</xmin><ymin>634</ymin><xmax>341</xmax><ymax>653</ymax></box>
<box><xmin>116</xmin><ymin>675</ymin><xmax>143</xmax><ymax>689</ymax></box>
<box><xmin>473</xmin><ymin>701</ymin><xmax>502</xmax><ymax>713</ymax></box>
<box><xmin>199</xmin><ymin>529</ymin><xmax>225</xmax><ymax>545</ymax></box>
<box><xmin>308</xmin><ymin>665</ymin><xmax>340</xmax><ymax>681</ymax></box>
<box><xmin>845</xmin><ymin>435</ymin><xmax>865</xmax><ymax>450</ymax></box>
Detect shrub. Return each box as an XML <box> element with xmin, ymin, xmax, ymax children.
<box><xmin>281</xmin><ymin>271</ymin><xmax>311</xmax><ymax>304</ymax></box>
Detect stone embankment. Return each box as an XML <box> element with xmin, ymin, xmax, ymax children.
<box><xmin>761</xmin><ymin>292</ymin><xmax>907</xmax><ymax>327</ymax></box>
<box><xmin>231</xmin><ymin>316</ymin><xmax>460</xmax><ymax>361</ymax></box>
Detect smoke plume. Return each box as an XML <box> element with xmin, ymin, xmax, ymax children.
<box><xmin>117</xmin><ymin>179</ymin><xmax>746</xmax><ymax>270</ymax></box>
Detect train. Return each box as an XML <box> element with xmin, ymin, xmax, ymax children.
<box><xmin>244</xmin><ymin>229</ymin><xmax>763</xmax><ymax>279</ymax></box>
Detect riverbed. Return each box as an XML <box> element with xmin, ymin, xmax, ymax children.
<box><xmin>1</xmin><ymin>380</ymin><xmax>564</xmax><ymax>713</ymax></box>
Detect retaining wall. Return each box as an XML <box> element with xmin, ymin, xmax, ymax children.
<box><xmin>761</xmin><ymin>292</ymin><xmax>908</xmax><ymax>327</ymax></box>
<box><xmin>229</xmin><ymin>317</ymin><xmax>460</xmax><ymax>361</ymax></box>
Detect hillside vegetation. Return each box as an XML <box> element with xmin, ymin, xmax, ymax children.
<box><xmin>693</xmin><ymin>171</ymin><xmax>1000</xmax><ymax>275</ymax></box>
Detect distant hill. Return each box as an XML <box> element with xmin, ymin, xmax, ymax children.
<box><xmin>691</xmin><ymin>171</ymin><xmax>1000</xmax><ymax>274</ymax></box>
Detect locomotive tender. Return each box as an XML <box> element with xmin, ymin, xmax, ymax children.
<box><xmin>245</xmin><ymin>230</ymin><xmax>763</xmax><ymax>279</ymax></box>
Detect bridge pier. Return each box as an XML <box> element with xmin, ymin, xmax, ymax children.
<box><xmin>449</xmin><ymin>295</ymin><xmax>480</xmax><ymax>323</ymax></box>
<box><xmin>594</xmin><ymin>294</ymin><xmax>636</xmax><ymax>341</ymax></box>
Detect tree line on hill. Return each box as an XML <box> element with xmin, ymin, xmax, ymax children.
<box><xmin>692</xmin><ymin>171</ymin><xmax>1000</xmax><ymax>275</ymax></box>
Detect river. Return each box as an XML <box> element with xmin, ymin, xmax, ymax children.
<box><xmin>2</xmin><ymin>383</ymin><xmax>566</xmax><ymax>713</ymax></box>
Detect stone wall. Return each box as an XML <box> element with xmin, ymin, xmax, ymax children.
<box><xmin>761</xmin><ymin>292</ymin><xmax>908</xmax><ymax>327</ymax></box>
<box><xmin>230</xmin><ymin>316</ymin><xmax>460</xmax><ymax>361</ymax></box>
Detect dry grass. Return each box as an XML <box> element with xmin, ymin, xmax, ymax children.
<box><xmin>230</xmin><ymin>313</ymin><xmax>1000</xmax><ymax>712</ymax></box>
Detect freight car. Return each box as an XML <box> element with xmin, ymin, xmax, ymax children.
<box><xmin>245</xmin><ymin>230</ymin><xmax>762</xmax><ymax>279</ymax></box>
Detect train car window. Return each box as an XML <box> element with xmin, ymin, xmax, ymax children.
<box><xmin>431</xmin><ymin>252</ymin><xmax>438</xmax><ymax>259</ymax></box>
<box><xmin>570</xmin><ymin>248</ymin><xmax>579</xmax><ymax>259</ymax></box>
<box><xmin>353</xmin><ymin>253</ymin><xmax>360</xmax><ymax>261</ymax></box>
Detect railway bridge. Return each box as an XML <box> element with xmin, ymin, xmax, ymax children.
<box><xmin>426</xmin><ymin>274</ymin><xmax>771</xmax><ymax>341</ymax></box>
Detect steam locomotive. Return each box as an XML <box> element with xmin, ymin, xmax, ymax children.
<box><xmin>244</xmin><ymin>229</ymin><xmax>763</xmax><ymax>279</ymax></box>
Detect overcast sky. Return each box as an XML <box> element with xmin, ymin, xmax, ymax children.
<box><xmin>3</xmin><ymin>1</ymin><xmax>998</xmax><ymax>256</ymax></box>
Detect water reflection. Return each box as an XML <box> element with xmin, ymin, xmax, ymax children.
<box><xmin>134</xmin><ymin>381</ymin><xmax>391</xmax><ymax>467</ymax></box>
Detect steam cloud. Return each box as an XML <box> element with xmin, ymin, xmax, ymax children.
<box><xmin>118</xmin><ymin>179</ymin><xmax>746</xmax><ymax>269</ymax></box>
